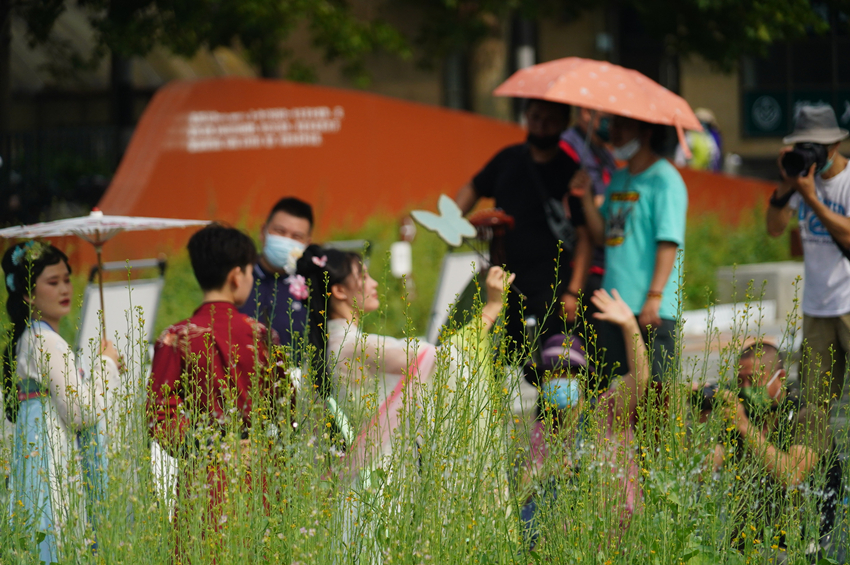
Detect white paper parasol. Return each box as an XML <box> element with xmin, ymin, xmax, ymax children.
<box><xmin>0</xmin><ymin>209</ymin><xmax>209</xmax><ymax>339</ymax></box>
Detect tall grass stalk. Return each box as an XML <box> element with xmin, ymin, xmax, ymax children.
<box><xmin>0</xmin><ymin>259</ymin><xmax>846</xmax><ymax>565</ymax></box>
<box><xmin>1</xmin><ymin>208</ymin><xmax>844</xmax><ymax>565</ymax></box>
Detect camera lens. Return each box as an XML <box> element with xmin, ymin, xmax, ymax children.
<box><xmin>782</xmin><ymin>143</ymin><xmax>828</xmax><ymax>177</ymax></box>
<box><xmin>781</xmin><ymin>151</ymin><xmax>808</xmax><ymax>177</ymax></box>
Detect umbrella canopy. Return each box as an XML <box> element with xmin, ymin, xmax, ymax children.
<box><xmin>0</xmin><ymin>209</ymin><xmax>209</xmax><ymax>247</ymax></box>
<box><xmin>0</xmin><ymin>209</ymin><xmax>209</xmax><ymax>340</ymax></box>
<box><xmin>494</xmin><ymin>57</ymin><xmax>702</xmax><ymax>154</ymax></box>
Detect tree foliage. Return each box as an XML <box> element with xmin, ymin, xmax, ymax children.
<box><xmin>627</xmin><ymin>0</ymin><xmax>831</xmax><ymax>71</ymax></box>
<box><xmin>11</xmin><ymin>0</ymin><xmax>847</xmax><ymax>84</ymax></box>
<box><xmin>405</xmin><ymin>0</ymin><xmax>591</xmax><ymax>64</ymax></box>
<box><xmin>405</xmin><ymin>0</ymin><xmax>835</xmax><ymax>71</ymax></box>
<box><xmin>14</xmin><ymin>0</ymin><xmax>410</xmax><ymax>82</ymax></box>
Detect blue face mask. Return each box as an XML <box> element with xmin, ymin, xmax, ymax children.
<box><xmin>263</xmin><ymin>233</ymin><xmax>305</xmax><ymax>274</ymax></box>
<box><xmin>541</xmin><ymin>377</ymin><xmax>582</xmax><ymax>410</ymax></box>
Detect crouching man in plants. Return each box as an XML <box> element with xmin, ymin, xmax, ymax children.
<box><xmin>147</xmin><ymin>224</ymin><xmax>289</xmax><ymax>559</ymax></box>
<box><xmin>703</xmin><ymin>339</ymin><xmax>841</xmax><ymax>562</ymax></box>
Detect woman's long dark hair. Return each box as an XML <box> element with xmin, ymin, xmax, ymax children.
<box><xmin>2</xmin><ymin>241</ymin><xmax>71</xmax><ymax>422</ymax></box>
<box><xmin>296</xmin><ymin>244</ymin><xmax>361</xmax><ymax>397</ymax></box>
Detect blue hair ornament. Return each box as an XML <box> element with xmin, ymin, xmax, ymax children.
<box><xmin>5</xmin><ymin>273</ymin><xmax>15</xmax><ymax>293</ymax></box>
<box><xmin>11</xmin><ymin>246</ymin><xmax>25</xmax><ymax>266</ymax></box>
<box><xmin>11</xmin><ymin>241</ymin><xmax>46</xmax><ymax>267</ymax></box>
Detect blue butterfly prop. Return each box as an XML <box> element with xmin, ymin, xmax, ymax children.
<box><xmin>410</xmin><ymin>195</ymin><xmax>477</xmax><ymax>247</ymax></box>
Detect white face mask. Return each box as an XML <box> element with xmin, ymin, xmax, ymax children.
<box><xmin>765</xmin><ymin>369</ymin><xmax>783</xmax><ymax>400</ymax></box>
<box><xmin>263</xmin><ymin>233</ymin><xmax>305</xmax><ymax>274</ymax></box>
<box><xmin>612</xmin><ymin>138</ymin><xmax>641</xmax><ymax>161</ymax></box>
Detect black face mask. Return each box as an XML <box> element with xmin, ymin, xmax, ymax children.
<box><xmin>527</xmin><ymin>132</ymin><xmax>561</xmax><ymax>150</ymax></box>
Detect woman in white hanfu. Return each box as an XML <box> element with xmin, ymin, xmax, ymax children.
<box><xmin>3</xmin><ymin>241</ymin><xmax>118</xmax><ymax>562</ymax></box>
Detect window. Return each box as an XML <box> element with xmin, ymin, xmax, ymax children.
<box><xmin>741</xmin><ymin>5</ymin><xmax>850</xmax><ymax>137</ymax></box>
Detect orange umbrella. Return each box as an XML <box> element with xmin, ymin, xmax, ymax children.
<box><xmin>494</xmin><ymin>57</ymin><xmax>702</xmax><ymax>156</ymax></box>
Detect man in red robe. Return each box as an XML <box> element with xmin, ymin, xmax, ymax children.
<box><xmin>147</xmin><ymin>224</ymin><xmax>289</xmax><ymax>559</ymax></box>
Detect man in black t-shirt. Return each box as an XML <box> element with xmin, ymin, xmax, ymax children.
<box><xmin>455</xmin><ymin>99</ymin><xmax>591</xmax><ymax>356</ymax></box>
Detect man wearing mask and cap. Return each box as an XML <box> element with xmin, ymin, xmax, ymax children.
<box><xmin>455</xmin><ymin>99</ymin><xmax>592</xmax><ymax>354</ymax></box>
<box><xmin>573</xmin><ymin>117</ymin><xmax>687</xmax><ymax>386</ymax></box>
<box><xmin>239</xmin><ymin>196</ymin><xmax>313</xmax><ymax>350</ymax></box>
<box><xmin>700</xmin><ymin>339</ymin><xmax>839</xmax><ymax>560</ymax></box>
<box><xmin>767</xmin><ymin>105</ymin><xmax>850</xmax><ymax>412</ymax></box>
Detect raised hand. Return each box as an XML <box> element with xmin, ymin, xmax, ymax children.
<box><xmin>791</xmin><ymin>163</ymin><xmax>818</xmax><ymax>202</ymax></box>
<box><xmin>776</xmin><ymin>146</ymin><xmax>792</xmax><ymax>184</ymax></box>
<box><xmin>100</xmin><ymin>339</ymin><xmax>119</xmax><ymax>363</ymax></box>
<box><xmin>569</xmin><ymin>169</ymin><xmax>593</xmax><ymax>199</ymax></box>
<box><xmin>485</xmin><ymin>266</ymin><xmax>515</xmax><ymax>307</ymax></box>
<box><xmin>590</xmin><ymin>289</ymin><xmax>635</xmax><ymax>328</ymax></box>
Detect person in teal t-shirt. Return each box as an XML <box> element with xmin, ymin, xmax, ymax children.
<box><xmin>572</xmin><ymin>116</ymin><xmax>687</xmax><ymax>384</ymax></box>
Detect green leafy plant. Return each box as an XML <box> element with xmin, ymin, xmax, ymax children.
<box><xmin>0</xmin><ymin>209</ymin><xmax>845</xmax><ymax>565</ymax></box>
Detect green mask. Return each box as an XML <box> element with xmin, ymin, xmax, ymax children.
<box><xmin>738</xmin><ymin>386</ymin><xmax>774</xmax><ymax>417</ymax></box>
<box><xmin>738</xmin><ymin>369</ymin><xmax>782</xmax><ymax>417</ymax></box>
<box><xmin>819</xmin><ymin>154</ymin><xmax>835</xmax><ymax>176</ymax></box>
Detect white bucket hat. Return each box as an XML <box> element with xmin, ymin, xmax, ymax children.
<box><xmin>783</xmin><ymin>105</ymin><xmax>849</xmax><ymax>145</ymax></box>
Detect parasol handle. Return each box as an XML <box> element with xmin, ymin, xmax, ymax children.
<box><xmin>584</xmin><ymin>109</ymin><xmax>597</xmax><ymax>148</ymax></box>
<box><xmin>95</xmin><ymin>243</ymin><xmax>106</xmax><ymax>343</ymax></box>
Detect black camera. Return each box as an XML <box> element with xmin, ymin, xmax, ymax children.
<box><xmin>781</xmin><ymin>142</ymin><xmax>829</xmax><ymax>177</ymax></box>
<box><xmin>691</xmin><ymin>384</ymin><xmax>719</xmax><ymax>413</ymax></box>
<box><xmin>690</xmin><ymin>384</ymin><xmax>773</xmax><ymax>418</ymax></box>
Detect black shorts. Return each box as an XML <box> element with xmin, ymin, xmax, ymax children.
<box><xmin>591</xmin><ymin>317</ymin><xmax>677</xmax><ymax>385</ymax></box>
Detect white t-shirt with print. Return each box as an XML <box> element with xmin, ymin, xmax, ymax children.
<box><xmin>789</xmin><ymin>162</ymin><xmax>850</xmax><ymax>317</ymax></box>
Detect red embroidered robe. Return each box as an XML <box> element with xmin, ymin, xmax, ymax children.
<box><xmin>148</xmin><ymin>301</ymin><xmax>286</xmax><ymax>556</ymax></box>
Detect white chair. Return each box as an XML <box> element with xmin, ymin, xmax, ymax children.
<box><xmin>76</xmin><ymin>258</ymin><xmax>166</xmax><ymax>424</ymax></box>
<box><xmin>424</xmin><ymin>251</ymin><xmax>484</xmax><ymax>345</ymax></box>
<box><xmin>76</xmin><ymin>258</ymin><xmax>173</xmax><ymax>510</ymax></box>
<box><xmin>76</xmin><ymin>258</ymin><xmax>167</xmax><ymax>362</ymax></box>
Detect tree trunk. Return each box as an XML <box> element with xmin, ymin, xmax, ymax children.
<box><xmin>659</xmin><ymin>51</ymin><xmax>680</xmax><ymax>93</ymax></box>
<box><xmin>110</xmin><ymin>53</ymin><xmax>134</xmax><ymax>158</ymax></box>
<box><xmin>507</xmin><ymin>16</ymin><xmax>536</xmax><ymax>121</ymax></box>
<box><xmin>259</xmin><ymin>44</ymin><xmax>280</xmax><ymax>79</ymax></box>
<box><xmin>0</xmin><ymin>0</ymin><xmax>11</xmax><ymax>196</ymax></box>
<box><xmin>260</xmin><ymin>60</ymin><xmax>278</xmax><ymax>78</ymax></box>
<box><xmin>443</xmin><ymin>49</ymin><xmax>469</xmax><ymax>110</ymax></box>
<box><xmin>471</xmin><ymin>19</ymin><xmax>510</xmax><ymax>120</ymax></box>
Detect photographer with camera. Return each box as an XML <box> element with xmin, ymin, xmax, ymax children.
<box><xmin>767</xmin><ymin>105</ymin><xmax>850</xmax><ymax>411</ymax></box>
<box><xmin>697</xmin><ymin>339</ymin><xmax>840</xmax><ymax>560</ymax></box>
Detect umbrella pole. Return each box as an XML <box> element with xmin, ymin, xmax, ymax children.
<box><xmin>95</xmin><ymin>243</ymin><xmax>106</xmax><ymax>343</ymax></box>
<box><xmin>584</xmin><ymin>109</ymin><xmax>597</xmax><ymax>148</ymax></box>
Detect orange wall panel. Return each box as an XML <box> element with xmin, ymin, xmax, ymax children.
<box><xmin>66</xmin><ymin>77</ymin><xmax>775</xmax><ymax>269</ymax></box>
<box><xmin>95</xmin><ymin>77</ymin><xmax>526</xmax><ymax>263</ymax></box>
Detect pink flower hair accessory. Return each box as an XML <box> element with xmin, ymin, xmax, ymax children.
<box><xmin>286</xmin><ymin>274</ymin><xmax>309</xmax><ymax>301</ymax></box>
